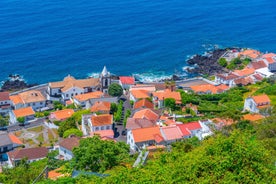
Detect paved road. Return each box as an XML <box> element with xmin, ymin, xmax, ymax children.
<box><xmin>6</xmin><ymin>118</ymin><xmax>45</xmax><ymax>132</ymax></box>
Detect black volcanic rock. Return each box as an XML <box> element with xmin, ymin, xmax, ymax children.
<box><xmin>186</xmin><ymin>48</ymin><xmax>230</xmax><ymax>76</ymax></box>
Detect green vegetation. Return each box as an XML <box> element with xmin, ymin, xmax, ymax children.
<box><xmin>114</xmin><ymin>101</ymin><xmax>123</xmax><ymax>122</ymax></box>
<box><xmin>63</xmin><ymin>128</ymin><xmax>83</xmax><ymax>138</ymax></box>
<box><xmin>226</xmin><ymin>57</ymin><xmax>251</xmax><ymax>70</ymax></box>
<box><xmin>72</xmin><ymin>136</ymin><xmax>130</xmax><ymax>172</ymax></box>
<box><xmin>164</xmin><ymin>98</ymin><xmax>177</xmax><ymax>111</ymax></box>
<box><xmin>218</xmin><ymin>57</ymin><xmax>227</xmax><ymax>67</ymax></box>
<box><xmin>0</xmin><ymin>115</ymin><xmax>9</xmax><ymax>127</ymax></box>
<box><xmin>123</xmin><ymin>109</ymin><xmax>131</xmax><ymax>127</ymax></box>
<box><xmin>35</xmin><ymin>111</ymin><xmax>50</xmax><ymax>118</ymax></box>
<box><xmin>17</xmin><ymin>117</ymin><xmax>25</xmax><ymax>124</ymax></box>
<box><xmin>53</xmin><ymin>101</ymin><xmax>64</xmax><ymax>110</ymax></box>
<box><xmin>108</xmin><ymin>83</ymin><xmax>123</xmax><ymax>97</ymax></box>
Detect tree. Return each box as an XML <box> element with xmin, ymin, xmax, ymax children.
<box><xmin>17</xmin><ymin>117</ymin><xmax>25</xmax><ymax>124</ymax></box>
<box><xmin>72</xmin><ymin>136</ymin><xmax>129</xmax><ymax>172</ymax></box>
<box><xmin>0</xmin><ymin>115</ymin><xmax>8</xmax><ymax>127</ymax></box>
<box><xmin>53</xmin><ymin>101</ymin><xmax>64</xmax><ymax>110</ymax></box>
<box><xmin>108</xmin><ymin>83</ymin><xmax>123</xmax><ymax>97</ymax></box>
<box><xmin>164</xmin><ymin>98</ymin><xmax>176</xmax><ymax>111</ymax></box>
<box><xmin>58</xmin><ymin>117</ymin><xmax>77</xmax><ymax>137</ymax></box>
<box><xmin>218</xmin><ymin>58</ymin><xmax>227</xmax><ymax>67</ymax></box>
<box><xmin>63</xmin><ymin>128</ymin><xmax>83</xmax><ymax>138</ymax></box>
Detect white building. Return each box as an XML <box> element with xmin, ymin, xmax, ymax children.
<box><xmin>47</xmin><ymin>75</ymin><xmax>100</xmax><ymax>102</ymax></box>
<box><xmin>244</xmin><ymin>94</ymin><xmax>271</xmax><ymax>114</ymax></box>
<box><xmin>10</xmin><ymin>90</ymin><xmax>46</xmax><ymax>111</ymax></box>
<box><xmin>7</xmin><ymin>147</ymin><xmax>48</xmax><ymax>167</ymax></box>
<box><xmin>0</xmin><ymin>92</ymin><xmax>11</xmax><ymax>115</ymax></box>
<box><xmin>9</xmin><ymin>107</ymin><xmax>35</xmax><ymax>125</ymax></box>
<box><xmin>59</xmin><ymin>137</ymin><xmax>80</xmax><ymax>160</ymax></box>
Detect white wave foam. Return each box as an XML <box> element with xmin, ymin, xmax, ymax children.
<box><xmin>133</xmin><ymin>73</ymin><xmax>172</xmax><ymax>82</ymax></box>
<box><xmin>87</xmin><ymin>72</ymin><xmax>100</xmax><ymax>78</ymax></box>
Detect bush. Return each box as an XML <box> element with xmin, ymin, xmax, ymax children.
<box><xmin>63</xmin><ymin>128</ymin><xmax>83</xmax><ymax>138</ymax></box>
<box><xmin>218</xmin><ymin>58</ymin><xmax>227</xmax><ymax>67</ymax></box>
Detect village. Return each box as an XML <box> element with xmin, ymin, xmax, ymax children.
<box><xmin>0</xmin><ymin>48</ymin><xmax>275</xmax><ymax>180</ymax></box>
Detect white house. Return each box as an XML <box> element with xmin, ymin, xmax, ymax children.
<box><xmin>10</xmin><ymin>90</ymin><xmax>46</xmax><ymax>111</ymax></box>
<box><xmin>87</xmin><ymin>114</ymin><xmax>113</xmax><ymax>133</ymax></box>
<box><xmin>0</xmin><ymin>92</ymin><xmax>11</xmax><ymax>115</ymax></box>
<box><xmin>9</xmin><ymin>107</ymin><xmax>35</xmax><ymax>124</ymax></box>
<box><xmin>47</xmin><ymin>75</ymin><xmax>100</xmax><ymax>102</ymax></box>
<box><xmin>7</xmin><ymin>147</ymin><xmax>48</xmax><ymax>167</ymax></box>
<box><xmin>0</xmin><ymin>132</ymin><xmax>22</xmax><ymax>160</ymax></box>
<box><xmin>127</xmin><ymin>126</ymin><xmax>164</xmax><ymax>151</ymax></box>
<box><xmin>215</xmin><ymin>73</ymin><xmax>240</xmax><ymax>87</ymax></box>
<box><xmin>152</xmin><ymin>90</ymin><xmax>182</xmax><ymax>108</ymax></box>
<box><xmin>244</xmin><ymin>94</ymin><xmax>271</xmax><ymax>114</ymax></box>
<box><xmin>59</xmin><ymin>137</ymin><xmax>80</xmax><ymax>160</ymax></box>
<box><xmin>72</xmin><ymin>91</ymin><xmax>104</xmax><ymax>107</ymax></box>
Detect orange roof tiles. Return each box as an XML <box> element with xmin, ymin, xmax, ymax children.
<box><xmin>243</xmin><ymin>114</ymin><xmax>264</xmax><ymax>121</ymax></box>
<box><xmin>152</xmin><ymin>90</ymin><xmax>181</xmax><ymax>103</ymax></box>
<box><xmin>233</xmin><ymin>68</ymin><xmax>255</xmax><ymax>77</ymax></box>
<box><xmin>91</xmin><ymin>114</ymin><xmax>112</xmax><ymax>126</ymax></box>
<box><xmin>48</xmin><ymin>169</ymin><xmax>66</xmax><ymax>180</ymax></box>
<box><xmin>10</xmin><ymin>90</ymin><xmax>46</xmax><ymax>105</ymax></box>
<box><xmin>119</xmin><ymin>76</ymin><xmax>135</xmax><ymax>85</ymax></box>
<box><xmin>9</xmin><ymin>95</ymin><xmax>24</xmax><ymax>105</ymax></box>
<box><xmin>262</xmin><ymin>53</ymin><xmax>276</xmax><ymax>58</ymax></box>
<box><xmin>252</xmin><ymin>94</ymin><xmax>270</xmax><ymax>105</ymax></box>
<box><xmin>92</xmin><ymin>130</ymin><xmax>114</xmax><ymax>138</ymax></box>
<box><xmin>133</xmin><ymin>98</ymin><xmax>154</xmax><ymax>109</ymax></box>
<box><xmin>250</xmin><ymin>60</ymin><xmax>267</xmax><ymax>69</ymax></box>
<box><xmin>132</xmin><ymin>108</ymin><xmax>159</xmax><ymax>122</ymax></box>
<box><xmin>130</xmin><ymin>90</ymin><xmax>150</xmax><ymax>99</ymax></box>
<box><xmin>13</xmin><ymin>107</ymin><xmax>35</xmax><ymax>118</ymax></box>
<box><xmin>161</xmin><ymin>126</ymin><xmax>183</xmax><ymax>141</ymax></box>
<box><xmin>49</xmin><ymin>75</ymin><xmax>100</xmax><ymax>92</ymax></box>
<box><xmin>190</xmin><ymin>84</ymin><xmax>229</xmax><ymax>94</ymax></box>
<box><xmin>132</xmin><ymin>126</ymin><xmax>164</xmax><ymax>143</ymax></box>
<box><xmin>8</xmin><ymin>133</ymin><xmax>23</xmax><ymax>145</ymax></box>
<box><xmin>238</xmin><ymin>49</ymin><xmax>261</xmax><ymax>59</ymax></box>
<box><xmin>265</xmin><ymin>57</ymin><xmax>275</xmax><ymax>64</ymax></box>
<box><xmin>74</xmin><ymin>91</ymin><xmax>103</xmax><ymax>102</ymax></box>
<box><xmin>130</xmin><ymin>84</ymin><xmax>156</xmax><ymax>92</ymax></box>
<box><xmin>51</xmin><ymin>109</ymin><xmax>74</xmax><ymax>121</ymax></box>
<box><xmin>90</xmin><ymin>101</ymin><xmax>111</xmax><ymax>113</ymax></box>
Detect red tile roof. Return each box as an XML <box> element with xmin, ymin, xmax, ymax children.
<box><xmin>238</xmin><ymin>49</ymin><xmax>261</xmax><ymax>59</ymax></box>
<box><xmin>216</xmin><ymin>73</ymin><xmax>239</xmax><ymax>80</ymax></box>
<box><xmin>90</xmin><ymin>101</ymin><xmax>111</xmax><ymax>113</ymax></box>
<box><xmin>132</xmin><ymin>108</ymin><xmax>159</xmax><ymax>122</ymax></box>
<box><xmin>266</xmin><ymin>57</ymin><xmax>275</xmax><ymax>64</ymax></box>
<box><xmin>59</xmin><ymin>137</ymin><xmax>80</xmax><ymax>151</ymax></box>
<box><xmin>7</xmin><ymin>147</ymin><xmax>48</xmax><ymax>161</ymax></box>
<box><xmin>233</xmin><ymin>68</ymin><xmax>255</xmax><ymax>77</ymax></box>
<box><xmin>0</xmin><ymin>92</ymin><xmax>10</xmax><ymax>101</ymax></box>
<box><xmin>183</xmin><ymin>122</ymin><xmax>202</xmax><ymax>130</ymax></box>
<box><xmin>251</xmin><ymin>60</ymin><xmax>267</xmax><ymax>69</ymax></box>
<box><xmin>130</xmin><ymin>90</ymin><xmax>150</xmax><ymax>99</ymax></box>
<box><xmin>133</xmin><ymin>99</ymin><xmax>154</xmax><ymax>109</ymax></box>
<box><xmin>74</xmin><ymin>91</ymin><xmax>103</xmax><ymax>102</ymax></box>
<box><xmin>126</xmin><ymin>118</ymin><xmax>155</xmax><ymax>130</ymax></box>
<box><xmin>161</xmin><ymin>126</ymin><xmax>183</xmax><ymax>141</ymax></box>
<box><xmin>152</xmin><ymin>90</ymin><xmax>181</xmax><ymax>104</ymax></box>
<box><xmin>92</xmin><ymin>130</ymin><xmax>114</xmax><ymax>138</ymax></box>
<box><xmin>252</xmin><ymin>94</ymin><xmax>270</xmax><ymax>105</ymax></box>
<box><xmin>243</xmin><ymin>114</ymin><xmax>264</xmax><ymax>121</ymax></box>
<box><xmin>262</xmin><ymin>53</ymin><xmax>276</xmax><ymax>58</ymax></box>
<box><xmin>119</xmin><ymin>76</ymin><xmax>135</xmax><ymax>85</ymax></box>
<box><xmin>132</xmin><ymin>126</ymin><xmax>163</xmax><ymax>143</ymax></box>
<box><xmin>50</xmin><ymin>109</ymin><xmax>74</xmax><ymax>121</ymax></box>
<box><xmin>13</xmin><ymin>107</ymin><xmax>35</xmax><ymax>118</ymax></box>
<box><xmin>8</xmin><ymin>133</ymin><xmax>23</xmax><ymax>145</ymax></box>
<box><xmin>176</xmin><ymin>124</ymin><xmax>191</xmax><ymax>137</ymax></box>
<box><xmin>190</xmin><ymin>84</ymin><xmax>229</xmax><ymax>94</ymax></box>
<box><xmin>91</xmin><ymin>114</ymin><xmax>112</xmax><ymax>126</ymax></box>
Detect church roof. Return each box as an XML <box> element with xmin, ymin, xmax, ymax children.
<box><xmin>101</xmin><ymin>66</ymin><xmax>109</xmax><ymax>77</ymax></box>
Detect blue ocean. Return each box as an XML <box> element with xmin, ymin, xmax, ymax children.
<box><xmin>0</xmin><ymin>0</ymin><xmax>276</xmax><ymax>84</ymax></box>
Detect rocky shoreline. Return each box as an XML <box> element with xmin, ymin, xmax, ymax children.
<box><xmin>185</xmin><ymin>48</ymin><xmax>236</xmax><ymax>76</ymax></box>
<box><xmin>0</xmin><ymin>75</ymin><xmax>37</xmax><ymax>92</ymax></box>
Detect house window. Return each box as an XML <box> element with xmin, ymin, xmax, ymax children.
<box><xmin>0</xmin><ymin>102</ymin><xmax>2</xmax><ymax>104</ymax></box>
<box><xmin>101</xmin><ymin>127</ymin><xmax>104</xmax><ymax>130</ymax></box>
<box><xmin>106</xmin><ymin>126</ymin><xmax>110</xmax><ymax>130</ymax></box>
<box><xmin>73</xmin><ymin>89</ymin><xmax>75</xmax><ymax>92</ymax></box>
<box><xmin>95</xmin><ymin>127</ymin><xmax>99</xmax><ymax>131</ymax></box>
<box><xmin>66</xmin><ymin>94</ymin><xmax>69</xmax><ymax>97</ymax></box>
<box><xmin>75</xmin><ymin>93</ymin><xmax>78</xmax><ymax>95</ymax></box>
<box><xmin>33</xmin><ymin>103</ymin><xmax>36</xmax><ymax>106</ymax></box>
<box><xmin>5</xmin><ymin>101</ymin><xmax>7</xmax><ymax>104</ymax></box>
<box><xmin>40</xmin><ymin>102</ymin><xmax>43</xmax><ymax>105</ymax></box>
<box><xmin>71</xmin><ymin>94</ymin><xmax>74</xmax><ymax>97</ymax></box>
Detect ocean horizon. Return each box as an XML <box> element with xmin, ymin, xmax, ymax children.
<box><xmin>0</xmin><ymin>0</ymin><xmax>276</xmax><ymax>84</ymax></box>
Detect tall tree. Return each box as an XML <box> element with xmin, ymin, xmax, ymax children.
<box><xmin>72</xmin><ymin>136</ymin><xmax>129</xmax><ymax>172</ymax></box>
<box><xmin>108</xmin><ymin>83</ymin><xmax>123</xmax><ymax>97</ymax></box>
